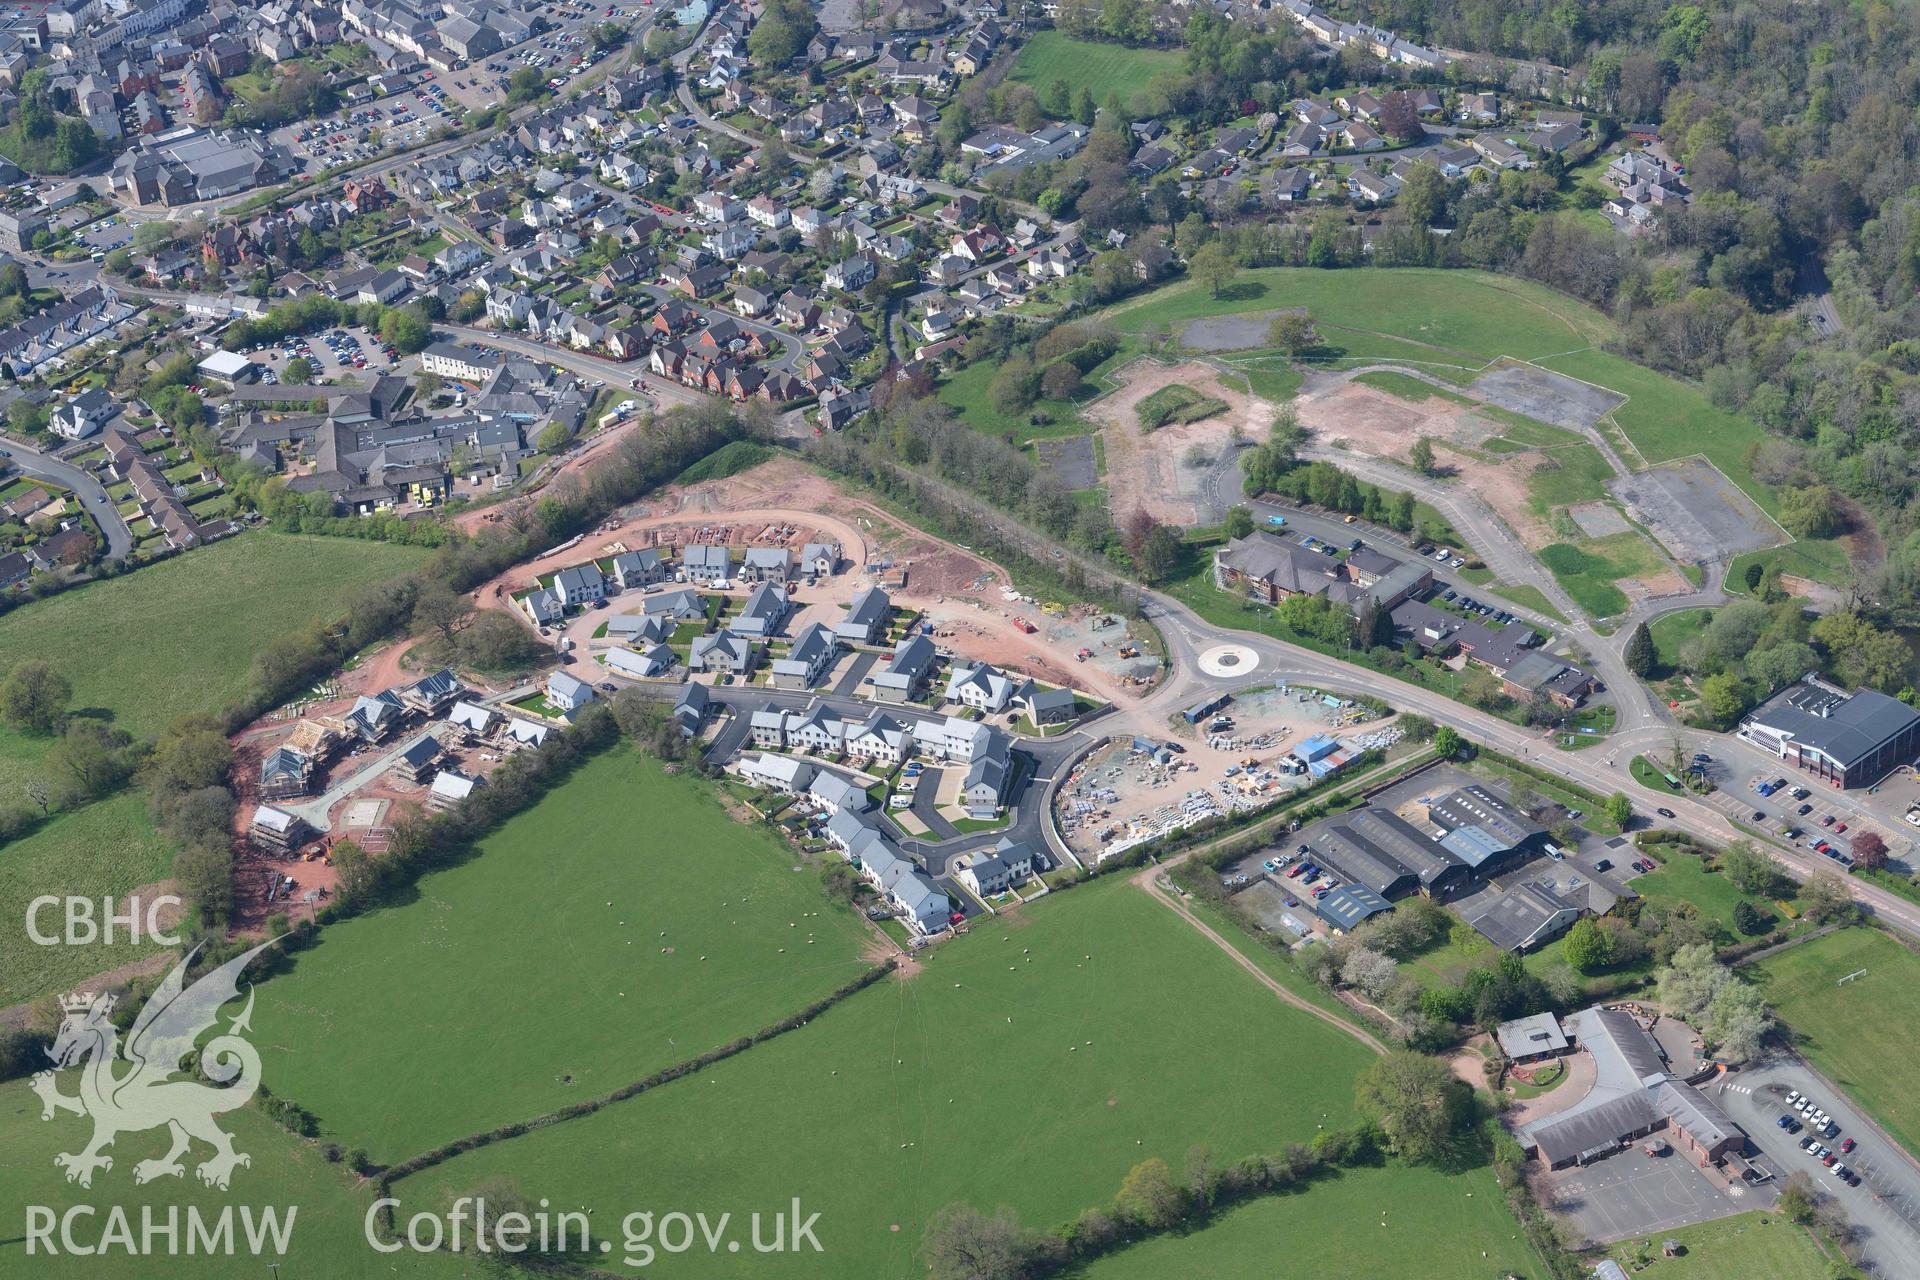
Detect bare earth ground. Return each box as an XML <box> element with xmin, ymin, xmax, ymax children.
<box><xmin>1090</xmin><ymin>360</ymin><xmax>1275</xmax><ymax>526</ymax></box>
<box><xmin>1296</xmin><ymin>380</ymin><xmax>1557</xmax><ymax>548</ymax></box>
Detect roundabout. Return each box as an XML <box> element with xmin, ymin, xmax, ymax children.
<box><xmin>1197</xmin><ymin>644</ymin><xmax>1260</xmax><ymax>679</ymax></box>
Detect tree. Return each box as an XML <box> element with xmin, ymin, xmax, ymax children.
<box><xmin>1136</xmin><ymin>525</ymin><xmax>1182</xmax><ymax>584</ymax></box>
<box><xmin>1720</xmin><ymin>843</ymin><xmax>1790</xmax><ymax>898</ymax></box>
<box><xmin>1800</xmin><ymin>869</ymin><xmax>1858</xmax><ymax>925</ymax></box>
<box><xmin>1040</xmin><ymin>361</ymin><xmax>1082</xmax><ymax>400</ymax></box>
<box><xmin>1376</xmin><ymin>89</ymin><xmax>1424</xmax><ymax>142</ymax></box>
<box><xmin>1623</xmin><ymin>621</ymin><xmax>1655</xmax><ymax>677</ymax></box>
<box><xmin>1266</xmin><ymin>311</ymin><xmax>1317</xmax><ymax>354</ymax></box>
<box><xmin>332</xmin><ymin>836</ymin><xmax>378</xmax><ymax>905</ymax></box>
<box><xmin>49</xmin><ymin>719</ymin><xmax>130</xmax><ymax>798</ymax></box>
<box><xmin>1775</xmin><ymin>1171</ymin><xmax>1817</xmax><ymax>1223</ymax></box>
<box><xmin>412</xmin><ymin>579</ymin><xmax>472</xmax><ymax>648</ymax></box>
<box><xmin>1657</xmin><ymin>944</ymin><xmax>1732</xmax><ymax>1021</ymax></box>
<box><xmin>145</xmin><ymin>725</ymin><xmax>234</xmax><ymax>793</ymax></box>
<box><xmin>1706</xmin><ymin>979</ymin><xmax>1773</xmax><ymax>1062</ymax></box>
<box><xmin>6</xmin><ymin>397</ymin><xmax>48</xmax><ymax>438</ymax></box>
<box><xmin>1811</xmin><ymin>611</ymin><xmax>1910</xmax><ymax>693</ymax></box>
<box><xmin>1432</xmin><ymin>725</ymin><xmax>1462</xmax><ymax>759</ymax></box>
<box><xmin>923</xmin><ymin>1203</ymin><xmax>1032</xmax><ymax>1280</ymax></box>
<box><xmin>1849</xmin><ymin>830</ymin><xmax>1889</xmax><ymax>870</ymax></box>
<box><xmin>1742</xmin><ymin>560</ymin><xmax>1765</xmax><ymax>592</ymax></box>
<box><xmin>536</xmin><ymin>421</ymin><xmax>573</xmax><ymax>453</ymax></box>
<box><xmin>1223</xmin><ymin>505</ymin><xmax>1254</xmax><ymax>539</ymax></box>
<box><xmin>506</xmin><ymin>66</ymin><xmax>547</xmax><ymax>103</ymax></box>
<box><xmin>1561</xmin><ymin>917</ymin><xmax>1615</xmax><ymax>973</ymax></box>
<box><xmin>1399</xmin><ymin>161</ymin><xmax>1447</xmax><ymax>227</ymax></box>
<box><xmin>1340</xmin><ymin>945</ymin><xmax>1399</xmax><ymax>998</ymax></box>
<box><xmin>0</xmin><ymin>660</ymin><xmax>70</xmax><ymax>735</ymax></box>
<box><xmin>1697</xmin><ymin>672</ymin><xmax>1751</xmax><ymax>725</ymax></box>
<box><xmin>1408</xmin><ymin>436</ymin><xmax>1436</xmax><ymax>476</ymax></box>
<box><xmin>1187</xmin><ymin>240</ymin><xmax>1237</xmax><ymax>300</ymax></box>
<box><xmin>1603</xmin><ymin>791</ymin><xmax>1633</xmax><ymax>830</ymax></box>
<box><xmin>1778</xmin><ymin>483</ymin><xmax>1841</xmax><ymax>537</ymax></box>
<box><xmin>380</xmin><ymin>305</ymin><xmax>430</xmax><ymax>354</ymax></box>
<box><xmin>1113</xmin><ymin>1157</ymin><xmax>1185</xmax><ymax>1229</ymax></box>
<box><xmin>283</xmin><ymin>355</ymin><xmax>313</xmax><ymax>383</ymax></box>
<box><xmin>1354</xmin><ymin>1051</ymin><xmax>1466</xmax><ymax>1164</ymax></box>
<box><xmin>1732</xmin><ymin>900</ymin><xmax>1766</xmax><ymax>935</ymax></box>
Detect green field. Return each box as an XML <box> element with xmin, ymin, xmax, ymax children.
<box><xmin>1632</xmin><ymin>848</ymin><xmax>1797</xmax><ymax>943</ymax></box>
<box><xmin>1104</xmin><ymin>267</ymin><xmax>1617</xmax><ymax>370</ymax></box>
<box><xmin>1485</xmin><ymin>582</ymin><xmax>1569</xmax><ymax>624</ymax></box>
<box><xmin>0</xmin><ymin>1080</ymin><xmax>465</xmax><ymax>1279</ymax></box>
<box><xmin>1352</xmin><ymin>369</ymin><xmax>1472</xmax><ymax>405</ymax></box>
<box><xmin>1007</xmin><ymin>33</ymin><xmax>1184</xmax><ymax>104</ymax></box>
<box><xmin>1073</xmin><ymin>1161</ymin><xmax>1535</xmax><ymax>1280</ymax></box>
<box><xmin>0</xmin><ymin>533</ymin><xmax>428</xmax><ymax>737</ymax></box>
<box><xmin>937</xmin><ymin>353</ymin><xmax>1115</xmax><ymax>445</ymax></box>
<box><xmin>1648</xmin><ymin>606</ymin><xmax>1713</xmax><ymax>675</ymax></box>
<box><xmin>1601</xmin><ymin>1209</ymin><xmax>1837</xmax><ymax>1280</ymax></box>
<box><xmin>1537</xmin><ymin>530</ymin><xmax>1667</xmax><ymax>618</ymax></box>
<box><xmin>390</xmin><ymin>879</ymin><xmax>1391</xmax><ymax>1277</ymax></box>
<box><xmin>0</xmin><ymin>790</ymin><xmax>180</xmax><ymax>1006</ymax></box>
<box><xmin>251</xmin><ymin>749</ymin><xmax>875</xmax><ymax>1163</ymax></box>
<box><xmin>1749</xmin><ymin>927</ymin><xmax>1920</xmax><ymax>1158</ymax></box>
<box><xmin>1524</xmin><ymin>442</ymin><xmax>1615</xmax><ymax>513</ymax></box>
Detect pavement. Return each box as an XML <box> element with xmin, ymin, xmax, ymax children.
<box><xmin>1545</xmin><ymin>1142</ymin><xmax>1766</xmax><ymax>1245</ymax></box>
<box><xmin>1715</xmin><ymin>1057</ymin><xmax>1920</xmax><ymax>1276</ymax></box>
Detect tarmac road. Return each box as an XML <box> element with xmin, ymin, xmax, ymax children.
<box><xmin>0</xmin><ymin>435</ymin><xmax>134</xmax><ymax>561</ymax></box>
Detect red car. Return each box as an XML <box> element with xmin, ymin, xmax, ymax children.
<box><xmin>1835</xmin><ymin>822</ymin><xmax>1848</xmax><ymax>833</ymax></box>
<box><xmin>1842</xmin><ymin>1138</ymin><xmax>1856</xmax><ymax>1153</ymax></box>
<box><xmin>1823</xmin><ymin>1154</ymin><xmax>1837</xmax><ymax>1167</ymax></box>
<box><xmin>948</xmin><ymin>911</ymin><xmax>965</xmax><ymax>925</ymax></box>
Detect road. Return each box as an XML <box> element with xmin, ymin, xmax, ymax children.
<box><xmin>0</xmin><ymin>435</ymin><xmax>134</xmax><ymax>561</ymax></box>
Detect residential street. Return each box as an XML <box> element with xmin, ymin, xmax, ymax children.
<box><xmin>0</xmin><ymin>435</ymin><xmax>134</xmax><ymax>561</ymax></box>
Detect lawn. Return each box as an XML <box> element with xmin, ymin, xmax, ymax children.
<box><xmin>249</xmin><ymin>749</ymin><xmax>875</xmax><ymax>1163</ymax></box>
<box><xmin>1136</xmin><ymin>382</ymin><xmax>1228</xmax><ymax>430</ymax></box>
<box><xmin>1485</xmin><ymin>582</ymin><xmax>1569</xmax><ymax>624</ymax></box>
<box><xmin>1632</xmin><ymin>847</ymin><xmax>1796</xmax><ymax>944</ymax></box>
<box><xmin>1537</xmin><ymin>530</ymin><xmax>1666</xmax><ymax>618</ymax></box>
<box><xmin>1102</xmin><ymin>268</ymin><xmax>1618</xmax><ymax>367</ymax></box>
<box><xmin>1008</xmin><ymin>32</ymin><xmax>1185</xmax><ymax>104</ymax></box>
<box><xmin>1648</xmin><ymin>606</ymin><xmax>1713</xmax><ymax>676</ymax></box>
<box><xmin>1601</xmin><ymin>1209</ymin><xmax>1838</xmax><ymax>1280</ymax></box>
<box><xmin>0</xmin><ymin>790</ymin><xmax>180</xmax><ymax>1006</ymax></box>
<box><xmin>1748</xmin><ymin>927</ymin><xmax>1920</xmax><ymax>1158</ymax></box>
<box><xmin>1070</xmin><ymin>1162</ymin><xmax>1535</xmax><ymax>1280</ymax></box>
<box><xmin>1524</xmin><ymin>442</ymin><xmax>1615</xmax><ymax>513</ymax></box>
<box><xmin>389</xmin><ymin>878</ymin><xmax>1382</xmax><ymax>1277</ymax></box>
<box><xmin>937</xmin><ymin>356</ymin><xmax>1099</xmax><ymax>444</ymax></box>
<box><xmin>1352</xmin><ymin>369</ymin><xmax>1472</xmax><ymax>405</ymax></box>
<box><xmin>0</xmin><ymin>1080</ymin><xmax>468</xmax><ymax>1279</ymax></box>
<box><xmin>0</xmin><ymin>533</ymin><xmax>429</xmax><ymax>737</ymax></box>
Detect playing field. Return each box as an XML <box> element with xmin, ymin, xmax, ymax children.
<box><xmin>0</xmin><ymin>790</ymin><xmax>180</xmax><ymax>1006</ymax></box>
<box><xmin>0</xmin><ymin>532</ymin><xmax>428</xmax><ymax>737</ymax></box>
<box><xmin>389</xmin><ymin>878</ymin><xmax>1387</xmax><ymax>1276</ymax></box>
<box><xmin>1008</xmin><ymin>33</ymin><xmax>1184</xmax><ymax>104</ymax></box>
<box><xmin>1601</xmin><ymin>1209</ymin><xmax>1835</xmax><ymax>1280</ymax></box>
<box><xmin>249</xmin><ymin>748</ymin><xmax>876</xmax><ymax>1163</ymax></box>
<box><xmin>1102</xmin><ymin>267</ymin><xmax>1618</xmax><ymax>369</ymax></box>
<box><xmin>1749</xmin><ymin>927</ymin><xmax>1920</xmax><ymax>1158</ymax></box>
<box><xmin>1073</xmin><ymin>1161</ymin><xmax>1535</xmax><ymax>1279</ymax></box>
<box><xmin>0</xmin><ymin>1079</ymin><xmax>466</xmax><ymax>1279</ymax></box>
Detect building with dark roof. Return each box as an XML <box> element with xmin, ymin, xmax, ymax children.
<box><xmin>1216</xmin><ymin>533</ymin><xmax>1430</xmax><ymax>613</ymax></box>
<box><xmin>1740</xmin><ymin>678</ymin><xmax>1920</xmax><ymax>789</ymax></box>
<box><xmin>1312</xmin><ymin>883</ymin><xmax>1392</xmax><ymax>932</ymax></box>
<box><xmin>1520</xmin><ymin>1006</ymin><xmax>1747</xmax><ymax>1170</ymax></box>
<box><xmin>1309</xmin><ymin>808</ymin><xmax>1461</xmax><ymax>900</ymax></box>
<box><xmin>1463</xmin><ymin>879</ymin><xmax>1581</xmax><ymax>952</ymax></box>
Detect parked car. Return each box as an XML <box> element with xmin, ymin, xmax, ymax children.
<box><xmin>1841</xmin><ymin>1137</ymin><xmax>1856</xmax><ymax>1153</ymax></box>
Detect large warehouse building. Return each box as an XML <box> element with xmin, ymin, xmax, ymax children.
<box><xmin>1739</xmin><ymin>678</ymin><xmax>1920</xmax><ymax>790</ymax></box>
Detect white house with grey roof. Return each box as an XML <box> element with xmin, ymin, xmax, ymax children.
<box><xmin>522</xmin><ymin>586</ymin><xmax>564</xmax><ymax>626</ymax></box>
<box><xmin>867</xmin><ymin>633</ymin><xmax>936</xmax><ymax>701</ymax></box>
<box><xmin>447</xmin><ymin>700</ymin><xmax>499</xmax><ymax>736</ymax></box>
<box><xmin>546</xmin><ymin>670</ymin><xmax>595</xmax><ymax>713</ymax></box>
<box><xmin>606</xmin><ymin>643</ymin><xmax>677</xmax><ymax>679</ymax></box>
<box><xmin>738</xmin><ymin>752</ymin><xmax>816</xmax><ymax>793</ymax></box>
<box><xmin>845</xmin><ymin>712</ymin><xmax>910</xmax><ymax>763</ymax></box>
<box><xmin>606</xmin><ymin>613</ymin><xmax>674</xmax><ymax>644</ymax></box>
<box><xmin>552</xmin><ymin>564</ymin><xmax>606</xmax><ymax>609</ymax></box>
<box><xmin>683</xmin><ymin>544</ymin><xmax>732</xmax><ymax>584</ymax></box>
<box><xmin>783</xmin><ymin>704</ymin><xmax>847</xmax><ymax>754</ymax></box>
<box><xmin>946</xmin><ymin>661</ymin><xmax>1017</xmax><ymax>713</ymax></box>
<box><xmin>799</xmin><ymin>542</ymin><xmax>840</xmax><ymax>580</ymax></box>
<box><xmin>771</xmin><ymin>622</ymin><xmax>839</xmax><ymax>689</ymax></box>
<box><xmin>958</xmin><ymin>837</ymin><xmax>1035</xmax><ymax>896</ymax></box>
<box><xmin>807</xmin><ymin>768</ymin><xmax>870</xmax><ymax>815</ymax></box>
<box><xmin>836</xmin><ymin>586</ymin><xmax>891</xmax><ymax>643</ymax></box>
<box><xmin>689</xmin><ymin>628</ymin><xmax>755</xmax><ymax>674</ymax></box>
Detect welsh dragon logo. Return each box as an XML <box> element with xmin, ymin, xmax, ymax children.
<box><xmin>31</xmin><ymin>939</ymin><xmax>276</xmax><ymax>1191</ymax></box>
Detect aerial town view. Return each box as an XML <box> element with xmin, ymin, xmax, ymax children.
<box><xmin>4</xmin><ymin>0</ymin><xmax>1920</xmax><ymax>1276</ymax></box>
